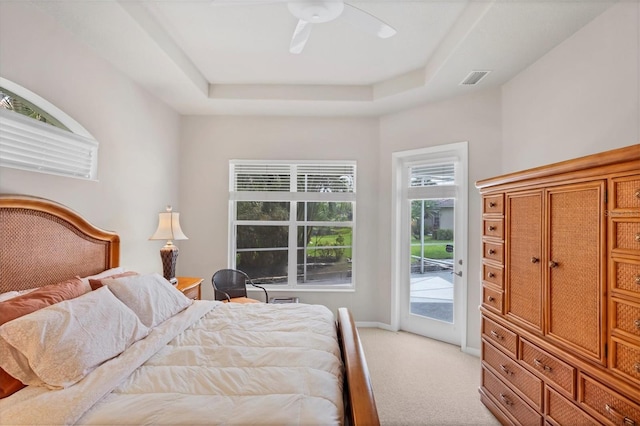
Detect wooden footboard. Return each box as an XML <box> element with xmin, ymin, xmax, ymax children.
<box><xmin>337</xmin><ymin>307</ymin><xmax>380</xmax><ymax>426</ymax></box>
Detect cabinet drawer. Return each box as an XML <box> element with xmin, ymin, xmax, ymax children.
<box><xmin>519</xmin><ymin>338</ymin><xmax>575</xmax><ymax>398</ymax></box>
<box><xmin>483</xmin><ymin>241</ymin><xmax>504</xmax><ymax>264</ymax></box>
<box><xmin>613</xmin><ymin>176</ymin><xmax>640</xmax><ymax>210</ymax></box>
<box><xmin>482</xmin><ymin>367</ymin><xmax>542</xmax><ymax>426</ymax></box>
<box><xmin>484</xmin><ymin>218</ymin><xmax>504</xmax><ymax>240</ymax></box>
<box><xmin>483</xmin><ymin>340</ymin><xmax>542</xmax><ymax>409</ymax></box>
<box><xmin>545</xmin><ymin>386</ymin><xmax>599</xmax><ymax>426</ymax></box>
<box><xmin>484</xmin><ymin>194</ymin><xmax>505</xmax><ymax>215</ymax></box>
<box><xmin>483</xmin><ymin>286</ymin><xmax>503</xmax><ymax>314</ymax></box>
<box><xmin>612</xmin><ymin>259</ymin><xmax>640</xmax><ymax>298</ymax></box>
<box><xmin>579</xmin><ymin>373</ymin><xmax>640</xmax><ymax>426</ymax></box>
<box><xmin>610</xmin><ymin>337</ymin><xmax>640</xmax><ymax>386</ymax></box>
<box><xmin>612</xmin><ymin>299</ymin><xmax>640</xmax><ymax>340</ymax></box>
<box><xmin>613</xmin><ymin>220</ymin><xmax>640</xmax><ymax>254</ymax></box>
<box><xmin>483</xmin><ymin>264</ymin><xmax>504</xmax><ymax>288</ymax></box>
<box><xmin>482</xmin><ymin>315</ymin><xmax>518</xmax><ymax>357</ymax></box>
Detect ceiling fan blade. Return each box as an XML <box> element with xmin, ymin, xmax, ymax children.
<box><xmin>341</xmin><ymin>3</ymin><xmax>396</xmax><ymax>39</ymax></box>
<box><xmin>290</xmin><ymin>19</ymin><xmax>313</xmax><ymax>54</ymax></box>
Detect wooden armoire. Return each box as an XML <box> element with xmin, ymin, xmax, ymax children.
<box><xmin>476</xmin><ymin>145</ymin><xmax>640</xmax><ymax>426</ymax></box>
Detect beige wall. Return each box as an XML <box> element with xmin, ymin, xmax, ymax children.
<box><xmin>0</xmin><ymin>2</ymin><xmax>182</xmax><ymax>273</ymax></box>
<box><xmin>502</xmin><ymin>1</ymin><xmax>640</xmax><ymax>171</ymax></box>
<box><xmin>178</xmin><ymin>116</ymin><xmax>380</xmax><ymax>318</ymax></box>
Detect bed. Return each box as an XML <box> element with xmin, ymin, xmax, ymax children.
<box><xmin>0</xmin><ymin>194</ymin><xmax>378</xmax><ymax>425</ymax></box>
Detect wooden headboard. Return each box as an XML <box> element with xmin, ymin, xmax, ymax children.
<box><xmin>0</xmin><ymin>194</ymin><xmax>119</xmax><ymax>293</ymax></box>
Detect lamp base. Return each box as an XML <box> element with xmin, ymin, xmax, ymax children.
<box><xmin>159</xmin><ymin>244</ymin><xmax>179</xmax><ymax>284</ymax></box>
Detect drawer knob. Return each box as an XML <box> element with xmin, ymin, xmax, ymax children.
<box><xmin>634</xmin><ymin>319</ymin><xmax>640</xmax><ymax>329</ymax></box>
<box><xmin>605</xmin><ymin>404</ymin><xmax>636</xmax><ymax>425</ymax></box>
<box><xmin>636</xmin><ymin>233</ymin><xmax>640</xmax><ymax>243</ymax></box>
<box><xmin>489</xmin><ymin>249</ymin><xmax>497</xmax><ymax>255</ymax></box>
<box><xmin>635</xmin><ymin>363</ymin><xmax>640</xmax><ymax>374</ymax></box>
<box><xmin>489</xmin><ymin>202</ymin><xmax>497</xmax><ymax>208</ymax></box>
<box><xmin>499</xmin><ymin>393</ymin><xmax>513</xmax><ymax>406</ymax></box>
<box><xmin>488</xmin><ymin>272</ymin><xmax>496</xmax><ymax>278</ymax></box>
<box><xmin>487</xmin><ymin>296</ymin><xmax>496</xmax><ymax>303</ymax></box>
<box><xmin>490</xmin><ymin>330</ymin><xmax>503</xmax><ymax>340</ymax></box>
<box><xmin>533</xmin><ymin>358</ymin><xmax>553</xmax><ymax>372</ymax></box>
<box><xmin>499</xmin><ymin>364</ymin><xmax>513</xmax><ymax>376</ymax></box>
<box><xmin>635</xmin><ymin>189</ymin><xmax>640</xmax><ymax>199</ymax></box>
<box><xmin>636</xmin><ymin>275</ymin><xmax>640</xmax><ymax>285</ymax></box>
<box><xmin>530</xmin><ymin>257</ymin><xmax>539</xmax><ymax>264</ymax></box>
<box><xmin>488</xmin><ymin>225</ymin><xmax>497</xmax><ymax>231</ymax></box>
<box><xmin>549</xmin><ymin>260</ymin><xmax>559</xmax><ymax>269</ymax></box>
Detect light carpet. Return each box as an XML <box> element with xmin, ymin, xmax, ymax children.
<box><xmin>357</xmin><ymin>327</ymin><xmax>500</xmax><ymax>426</ymax></box>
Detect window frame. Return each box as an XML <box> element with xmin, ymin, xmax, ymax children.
<box><xmin>229</xmin><ymin>160</ymin><xmax>357</xmax><ymax>291</ymax></box>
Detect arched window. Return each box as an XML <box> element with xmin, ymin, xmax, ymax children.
<box><xmin>0</xmin><ymin>77</ymin><xmax>99</xmax><ymax>180</ymax></box>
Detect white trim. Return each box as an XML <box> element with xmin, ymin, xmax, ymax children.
<box><xmin>390</xmin><ymin>141</ymin><xmax>468</xmax><ymax>349</ymax></box>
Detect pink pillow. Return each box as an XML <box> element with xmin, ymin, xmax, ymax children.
<box><xmin>0</xmin><ymin>277</ymin><xmax>85</xmax><ymax>398</ymax></box>
<box><xmin>89</xmin><ymin>271</ymin><xmax>138</xmax><ymax>291</ymax></box>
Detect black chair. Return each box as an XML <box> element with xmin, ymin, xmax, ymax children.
<box><xmin>212</xmin><ymin>269</ymin><xmax>269</xmax><ymax>303</ymax></box>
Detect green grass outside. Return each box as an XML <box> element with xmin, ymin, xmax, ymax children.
<box><xmin>410</xmin><ymin>241</ymin><xmax>453</xmax><ymax>259</ymax></box>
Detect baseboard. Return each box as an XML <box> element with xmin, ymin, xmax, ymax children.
<box><xmin>355</xmin><ymin>321</ymin><xmax>395</xmax><ymax>331</ymax></box>
<box><xmin>463</xmin><ymin>347</ymin><xmax>481</xmax><ymax>357</ymax></box>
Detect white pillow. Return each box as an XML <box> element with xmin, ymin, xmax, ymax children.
<box><xmin>103</xmin><ymin>273</ymin><xmax>192</xmax><ymax>328</ymax></box>
<box><xmin>0</xmin><ymin>286</ymin><xmax>149</xmax><ymax>389</ymax></box>
<box><xmin>77</xmin><ymin>267</ymin><xmax>125</xmax><ymax>293</ymax></box>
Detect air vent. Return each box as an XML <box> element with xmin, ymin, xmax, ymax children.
<box><xmin>460</xmin><ymin>70</ymin><xmax>491</xmax><ymax>86</ymax></box>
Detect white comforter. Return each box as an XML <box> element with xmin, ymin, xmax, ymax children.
<box><xmin>0</xmin><ymin>301</ymin><xmax>344</xmax><ymax>425</ymax></box>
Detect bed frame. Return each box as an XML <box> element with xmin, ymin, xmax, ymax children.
<box><xmin>0</xmin><ymin>194</ymin><xmax>379</xmax><ymax>425</ymax></box>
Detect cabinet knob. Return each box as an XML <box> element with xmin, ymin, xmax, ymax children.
<box><xmin>490</xmin><ymin>330</ymin><xmax>503</xmax><ymax>340</ymax></box>
<box><xmin>636</xmin><ymin>233</ymin><xmax>640</xmax><ymax>243</ymax></box>
<box><xmin>488</xmin><ymin>225</ymin><xmax>497</xmax><ymax>231</ymax></box>
<box><xmin>635</xmin><ymin>275</ymin><xmax>640</xmax><ymax>285</ymax></box>
<box><xmin>489</xmin><ymin>202</ymin><xmax>497</xmax><ymax>208</ymax></box>
<box><xmin>489</xmin><ymin>249</ymin><xmax>496</xmax><ymax>255</ymax></box>
<box><xmin>499</xmin><ymin>364</ymin><xmax>513</xmax><ymax>375</ymax></box>
<box><xmin>549</xmin><ymin>261</ymin><xmax>559</xmax><ymax>269</ymax></box>
<box><xmin>635</xmin><ymin>189</ymin><xmax>640</xmax><ymax>199</ymax></box>
<box><xmin>533</xmin><ymin>358</ymin><xmax>553</xmax><ymax>372</ymax></box>
<box><xmin>635</xmin><ymin>363</ymin><xmax>640</xmax><ymax>374</ymax></box>
<box><xmin>499</xmin><ymin>393</ymin><xmax>513</xmax><ymax>406</ymax></box>
<box><xmin>488</xmin><ymin>272</ymin><xmax>496</xmax><ymax>278</ymax></box>
<box><xmin>634</xmin><ymin>319</ymin><xmax>640</xmax><ymax>329</ymax></box>
<box><xmin>487</xmin><ymin>296</ymin><xmax>496</xmax><ymax>302</ymax></box>
<box><xmin>531</xmin><ymin>257</ymin><xmax>539</xmax><ymax>264</ymax></box>
<box><xmin>605</xmin><ymin>404</ymin><xmax>637</xmax><ymax>425</ymax></box>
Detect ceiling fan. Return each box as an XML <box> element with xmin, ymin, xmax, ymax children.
<box><xmin>213</xmin><ymin>0</ymin><xmax>397</xmax><ymax>54</ymax></box>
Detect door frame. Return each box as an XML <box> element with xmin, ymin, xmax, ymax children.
<box><xmin>390</xmin><ymin>141</ymin><xmax>469</xmax><ymax>351</ymax></box>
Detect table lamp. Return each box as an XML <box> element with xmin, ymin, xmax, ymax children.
<box><xmin>149</xmin><ymin>205</ymin><xmax>188</xmax><ymax>284</ymax></box>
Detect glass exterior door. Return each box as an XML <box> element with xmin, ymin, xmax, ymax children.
<box><xmin>409</xmin><ymin>198</ymin><xmax>455</xmax><ymax>323</ymax></box>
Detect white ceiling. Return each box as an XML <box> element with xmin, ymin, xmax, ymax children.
<box><xmin>32</xmin><ymin>0</ymin><xmax>616</xmax><ymax>117</ymax></box>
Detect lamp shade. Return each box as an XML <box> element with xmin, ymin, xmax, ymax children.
<box><xmin>149</xmin><ymin>206</ymin><xmax>188</xmax><ymax>242</ymax></box>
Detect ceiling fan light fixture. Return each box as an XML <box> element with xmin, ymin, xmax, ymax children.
<box><xmin>288</xmin><ymin>0</ymin><xmax>344</xmax><ymax>23</ymax></box>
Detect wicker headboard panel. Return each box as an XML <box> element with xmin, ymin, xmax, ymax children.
<box><xmin>0</xmin><ymin>195</ymin><xmax>120</xmax><ymax>293</ymax></box>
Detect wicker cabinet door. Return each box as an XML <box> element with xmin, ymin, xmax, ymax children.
<box><xmin>506</xmin><ymin>191</ymin><xmax>544</xmax><ymax>332</ymax></box>
<box><xmin>546</xmin><ymin>181</ymin><xmax>606</xmax><ymax>365</ymax></box>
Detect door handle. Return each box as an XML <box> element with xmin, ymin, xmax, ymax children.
<box><xmin>454</xmin><ymin>271</ymin><xmax>462</xmax><ymax>277</ymax></box>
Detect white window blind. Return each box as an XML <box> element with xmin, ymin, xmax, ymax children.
<box><xmin>230</xmin><ymin>161</ymin><xmax>356</xmax><ymax>200</ymax></box>
<box><xmin>407</xmin><ymin>160</ymin><xmax>458</xmax><ymax>199</ymax></box>
<box><xmin>409</xmin><ymin>162</ymin><xmax>456</xmax><ymax>187</ymax></box>
<box><xmin>0</xmin><ymin>109</ymin><xmax>98</xmax><ymax>180</ymax></box>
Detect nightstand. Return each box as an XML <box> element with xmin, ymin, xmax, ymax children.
<box><xmin>176</xmin><ymin>277</ymin><xmax>203</xmax><ymax>300</ymax></box>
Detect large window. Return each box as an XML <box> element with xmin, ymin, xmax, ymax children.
<box><xmin>229</xmin><ymin>161</ymin><xmax>356</xmax><ymax>289</ymax></box>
